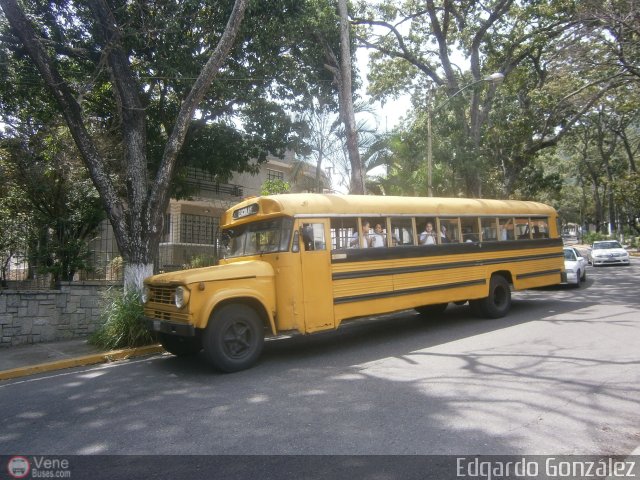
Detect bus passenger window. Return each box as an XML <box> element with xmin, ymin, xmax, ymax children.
<box><xmin>499</xmin><ymin>218</ymin><xmax>514</xmax><ymax>240</ymax></box>
<box><xmin>439</xmin><ymin>218</ymin><xmax>459</xmax><ymax>243</ymax></box>
<box><xmin>390</xmin><ymin>218</ymin><xmax>414</xmax><ymax>246</ymax></box>
<box><xmin>301</xmin><ymin>223</ymin><xmax>326</xmax><ymax>251</ymax></box>
<box><xmin>515</xmin><ymin>218</ymin><xmax>530</xmax><ymax>239</ymax></box>
<box><xmin>461</xmin><ymin>217</ymin><xmax>480</xmax><ymax>243</ymax></box>
<box><xmin>481</xmin><ymin>217</ymin><xmax>498</xmax><ymax>242</ymax></box>
<box><xmin>532</xmin><ymin>218</ymin><xmax>549</xmax><ymax>238</ymax></box>
<box><xmin>418</xmin><ymin>218</ymin><xmax>437</xmax><ymax>245</ymax></box>
<box><xmin>330</xmin><ymin>217</ymin><xmax>358</xmax><ymax>250</ymax></box>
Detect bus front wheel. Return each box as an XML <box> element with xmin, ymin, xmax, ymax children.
<box><xmin>470</xmin><ymin>275</ymin><xmax>511</xmax><ymax>319</ymax></box>
<box><xmin>202</xmin><ymin>304</ymin><xmax>265</xmax><ymax>373</ymax></box>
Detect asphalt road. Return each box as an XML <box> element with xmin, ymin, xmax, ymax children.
<box><xmin>1</xmin><ymin>263</ymin><xmax>639</xmax><ymax>461</ymax></box>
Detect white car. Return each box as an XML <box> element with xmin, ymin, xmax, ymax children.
<box><xmin>589</xmin><ymin>240</ymin><xmax>630</xmax><ymax>266</ymax></box>
<box><xmin>563</xmin><ymin>247</ymin><xmax>587</xmax><ymax>286</ymax></box>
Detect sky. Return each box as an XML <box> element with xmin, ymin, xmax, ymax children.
<box><xmin>355</xmin><ymin>48</ymin><xmax>412</xmax><ymax>134</ymax></box>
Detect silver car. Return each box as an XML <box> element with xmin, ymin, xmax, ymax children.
<box><xmin>563</xmin><ymin>247</ymin><xmax>587</xmax><ymax>286</ymax></box>
<box><xmin>589</xmin><ymin>240</ymin><xmax>630</xmax><ymax>266</ymax></box>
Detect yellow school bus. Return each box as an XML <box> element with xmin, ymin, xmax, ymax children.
<box><xmin>143</xmin><ymin>194</ymin><xmax>564</xmax><ymax>372</ymax></box>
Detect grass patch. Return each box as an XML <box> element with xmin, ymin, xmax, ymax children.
<box><xmin>89</xmin><ymin>288</ymin><xmax>156</xmax><ymax>349</ymax></box>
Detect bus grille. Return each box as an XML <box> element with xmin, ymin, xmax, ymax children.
<box><xmin>149</xmin><ymin>286</ymin><xmax>174</xmax><ymax>305</ymax></box>
<box><xmin>147</xmin><ymin>309</ymin><xmax>190</xmax><ymax>323</ymax></box>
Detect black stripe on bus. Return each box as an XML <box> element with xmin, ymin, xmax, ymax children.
<box><xmin>333</xmin><ymin>279</ymin><xmax>487</xmax><ymax>305</ymax></box>
<box><xmin>330</xmin><ymin>237</ymin><xmax>563</xmax><ymax>264</ymax></box>
<box><xmin>332</xmin><ymin>252</ymin><xmax>563</xmax><ymax>281</ymax></box>
<box><xmin>516</xmin><ymin>269</ymin><xmax>562</xmax><ymax>280</ymax></box>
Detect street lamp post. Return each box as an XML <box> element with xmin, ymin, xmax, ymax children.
<box><xmin>426</xmin><ymin>72</ymin><xmax>504</xmax><ymax>197</ymax></box>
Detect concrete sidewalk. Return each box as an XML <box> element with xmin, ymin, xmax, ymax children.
<box><xmin>0</xmin><ymin>338</ymin><xmax>164</xmax><ymax>381</ymax></box>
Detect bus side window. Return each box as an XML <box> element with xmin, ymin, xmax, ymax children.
<box><xmin>390</xmin><ymin>217</ymin><xmax>414</xmax><ymax>246</ymax></box>
<box><xmin>461</xmin><ymin>217</ymin><xmax>480</xmax><ymax>243</ymax></box>
<box><xmin>439</xmin><ymin>218</ymin><xmax>460</xmax><ymax>243</ymax></box>
<box><xmin>301</xmin><ymin>223</ymin><xmax>326</xmax><ymax>251</ymax></box>
<box><xmin>532</xmin><ymin>218</ymin><xmax>549</xmax><ymax>238</ymax></box>
<box><xmin>481</xmin><ymin>217</ymin><xmax>498</xmax><ymax>242</ymax></box>
<box><xmin>330</xmin><ymin>217</ymin><xmax>358</xmax><ymax>250</ymax></box>
<box><xmin>515</xmin><ymin>218</ymin><xmax>530</xmax><ymax>239</ymax></box>
<box><xmin>499</xmin><ymin>217</ymin><xmax>514</xmax><ymax>240</ymax></box>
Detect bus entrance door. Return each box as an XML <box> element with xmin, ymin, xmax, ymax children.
<box><xmin>299</xmin><ymin>220</ymin><xmax>334</xmax><ymax>332</ymax></box>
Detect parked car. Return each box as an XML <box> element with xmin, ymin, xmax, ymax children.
<box><xmin>563</xmin><ymin>247</ymin><xmax>587</xmax><ymax>286</ymax></box>
<box><xmin>588</xmin><ymin>240</ymin><xmax>630</xmax><ymax>266</ymax></box>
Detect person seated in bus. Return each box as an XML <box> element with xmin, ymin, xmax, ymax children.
<box><xmin>532</xmin><ymin>225</ymin><xmax>544</xmax><ymax>238</ymax></box>
<box><xmin>350</xmin><ymin>221</ymin><xmax>371</xmax><ymax>248</ymax></box>
<box><xmin>419</xmin><ymin>222</ymin><xmax>437</xmax><ymax>245</ymax></box>
<box><xmin>301</xmin><ymin>224</ymin><xmax>314</xmax><ymax>251</ymax></box>
<box><xmin>463</xmin><ymin>227</ymin><xmax>478</xmax><ymax>243</ymax></box>
<box><xmin>440</xmin><ymin>225</ymin><xmax>450</xmax><ymax>243</ymax></box>
<box><xmin>500</xmin><ymin>218</ymin><xmax>513</xmax><ymax>240</ymax></box>
<box><xmin>370</xmin><ymin>223</ymin><xmax>386</xmax><ymax>247</ymax></box>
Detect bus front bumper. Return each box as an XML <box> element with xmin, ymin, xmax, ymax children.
<box><xmin>144</xmin><ymin>317</ymin><xmax>196</xmax><ymax>337</ymax></box>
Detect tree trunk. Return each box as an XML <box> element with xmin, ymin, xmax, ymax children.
<box><xmin>124</xmin><ymin>263</ymin><xmax>155</xmax><ymax>294</ymax></box>
<box><xmin>337</xmin><ymin>0</ymin><xmax>363</xmax><ymax>194</ymax></box>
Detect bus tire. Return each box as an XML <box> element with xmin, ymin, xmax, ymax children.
<box><xmin>473</xmin><ymin>275</ymin><xmax>511</xmax><ymax>319</ymax></box>
<box><xmin>415</xmin><ymin>303</ymin><xmax>448</xmax><ymax>318</ymax></box>
<box><xmin>202</xmin><ymin>304</ymin><xmax>264</xmax><ymax>373</ymax></box>
<box><xmin>159</xmin><ymin>333</ymin><xmax>201</xmax><ymax>357</ymax></box>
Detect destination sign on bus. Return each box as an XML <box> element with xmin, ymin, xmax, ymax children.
<box><xmin>233</xmin><ymin>203</ymin><xmax>259</xmax><ymax>219</ymax></box>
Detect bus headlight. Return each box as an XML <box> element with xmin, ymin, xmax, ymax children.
<box><xmin>142</xmin><ymin>286</ymin><xmax>152</xmax><ymax>304</ymax></box>
<box><xmin>175</xmin><ymin>286</ymin><xmax>190</xmax><ymax>309</ymax></box>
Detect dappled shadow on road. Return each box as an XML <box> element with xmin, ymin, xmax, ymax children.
<box><xmin>1</xmin><ymin>264</ymin><xmax>639</xmax><ymax>456</ymax></box>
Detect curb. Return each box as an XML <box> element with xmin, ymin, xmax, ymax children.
<box><xmin>0</xmin><ymin>344</ymin><xmax>165</xmax><ymax>381</ymax></box>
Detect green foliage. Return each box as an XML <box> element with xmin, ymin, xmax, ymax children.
<box><xmin>0</xmin><ymin>126</ymin><xmax>105</xmax><ymax>284</ymax></box>
<box><xmin>90</xmin><ymin>289</ymin><xmax>155</xmax><ymax>349</ymax></box>
<box><xmin>261</xmin><ymin>179</ymin><xmax>291</xmax><ymax>195</ymax></box>
<box><xmin>582</xmin><ymin>231</ymin><xmax>608</xmax><ymax>245</ymax></box>
<box><xmin>186</xmin><ymin>254</ymin><xmax>218</xmax><ymax>269</ymax></box>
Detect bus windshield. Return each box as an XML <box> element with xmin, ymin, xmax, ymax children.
<box><xmin>223</xmin><ymin>218</ymin><xmax>293</xmax><ymax>258</ymax></box>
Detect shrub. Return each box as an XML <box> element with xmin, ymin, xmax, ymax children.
<box><xmin>89</xmin><ymin>288</ymin><xmax>155</xmax><ymax>349</ymax></box>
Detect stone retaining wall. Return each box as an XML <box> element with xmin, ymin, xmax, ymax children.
<box><xmin>0</xmin><ymin>282</ymin><xmax>120</xmax><ymax>347</ymax></box>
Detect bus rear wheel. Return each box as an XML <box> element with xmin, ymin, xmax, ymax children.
<box><xmin>202</xmin><ymin>304</ymin><xmax>265</xmax><ymax>373</ymax></box>
<box><xmin>470</xmin><ymin>275</ymin><xmax>511</xmax><ymax>319</ymax></box>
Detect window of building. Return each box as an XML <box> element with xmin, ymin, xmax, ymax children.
<box><xmin>267</xmin><ymin>169</ymin><xmax>284</xmax><ymax>181</ymax></box>
<box><xmin>180</xmin><ymin>214</ymin><xmax>219</xmax><ymax>244</ymax></box>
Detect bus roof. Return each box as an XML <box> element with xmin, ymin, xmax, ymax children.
<box><xmin>222</xmin><ymin>193</ymin><xmax>557</xmax><ymax>225</ymax></box>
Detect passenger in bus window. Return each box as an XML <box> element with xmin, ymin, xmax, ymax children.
<box><xmin>370</xmin><ymin>223</ymin><xmax>387</xmax><ymax>248</ymax></box>
<box><xmin>500</xmin><ymin>218</ymin><xmax>513</xmax><ymax>240</ymax></box>
<box><xmin>440</xmin><ymin>225</ymin><xmax>450</xmax><ymax>243</ymax></box>
<box><xmin>463</xmin><ymin>228</ymin><xmax>478</xmax><ymax>243</ymax></box>
<box><xmin>419</xmin><ymin>222</ymin><xmax>437</xmax><ymax>245</ymax></box>
<box><xmin>350</xmin><ymin>221</ymin><xmax>371</xmax><ymax>248</ymax></box>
